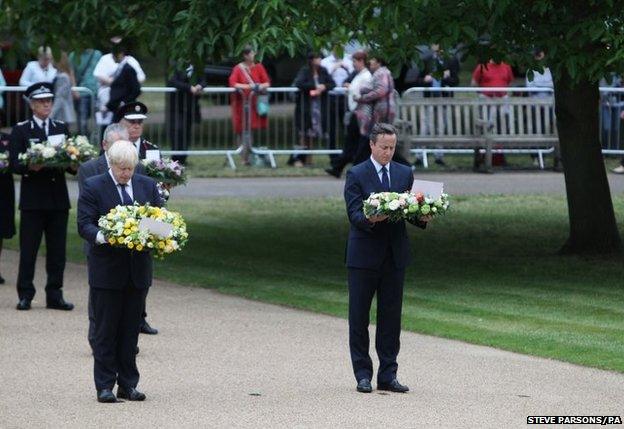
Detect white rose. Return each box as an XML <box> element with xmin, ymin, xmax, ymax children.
<box><xmin>370</xmin><ymin>199</ymin><xmax>380</xmax><ymax>208</ymax></box>
<box><xmin>388</xmin><ymin>200</ymin><xmax>400</xmax><ymax>211</ymax></box>
<box><xmin>42</xmin><ymin>147</ymin><xmax>56</xmax><ymax>159</ymax></box>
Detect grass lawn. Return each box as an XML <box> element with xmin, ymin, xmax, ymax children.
<box><xmin>5</xmin><ymin>195</ymin><xmax>624</xmax><ymax>373</ymax></box>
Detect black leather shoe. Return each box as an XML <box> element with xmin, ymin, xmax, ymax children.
<box><xmin>16</xmin><ymin>299</ymin><xmax>31</xmax><ymax>310</ymax></box>
<box><xmin>378</xmin><ymin>379</ymin><xmax>409</xmax><ymax>393</ymax></box>
<box><xmin>356</xmin><ymin>378</ymin><xmax>372</xmax><ymax>393</ymax></box>
<box><xmin>140</xmin><ymin>320</ymin><xmax>158</xmax><ymax>335</ymax></box>
<box><xmin>97</xmin><ymin>389</ymin><xmax>117</xmax><ymax>403</ymax></box>
<box><xmin>117</xmin><ymin>386</ymin><xmax>146</xmax><ymax>401</ymax></box>
<box><xmin>324</xmin><ymin>167</ymin><xmax>341</xmax><ymax>179</ymax></box>
<box><xmin>46</xmin><ymin>298</ymin><xmax>74</xmax><ymax>311</ymax></box>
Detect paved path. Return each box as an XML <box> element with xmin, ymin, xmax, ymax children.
<box><xmin>0</xmin><ymin>249</ymin><xmax>622</xmax><ymax>428</ymax></box>
<box><xmin>54</xmin><ymin>172</ymin><xmax>624</xmax><ymax>200</ymax></box>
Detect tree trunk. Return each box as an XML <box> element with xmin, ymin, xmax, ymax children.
<box><xmin>553</xmin><ymin>71</ymin><xmax>621</xmax><ymax>254</ymax></box>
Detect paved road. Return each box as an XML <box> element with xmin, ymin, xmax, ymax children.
<box><xmin>13</xmin><ymin>171</ymin><xmax>619</xmax><ymax>202</ymax></box>
<box><xmin>0</xmin><ymin>249</ymin><xmax>622</xmax><ymax>428</ymax></box>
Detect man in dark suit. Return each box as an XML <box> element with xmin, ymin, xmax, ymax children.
<box><xmin>77</xmin><ymin>140</ymin><xmax>162</xmax><ymax>403</ymax></box>
<box><xmin>78</xmin><ymin>123</ymin><xmax>150</xmax><ymax>349</ymax></box>
<box><xmin>9</xmin><ymin>82</ymin><xmax>75</xmax><ymax>311</ymax></box>
<box><xmin>344</xmin><ymin>122</ymin><xmax>431</xmax><ymax>394</ymax></box>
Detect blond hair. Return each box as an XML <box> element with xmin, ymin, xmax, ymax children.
<box><xmin>107</xmin><ymin>140</ymin><xmax>138</xmax><ymax>167</ymax></box>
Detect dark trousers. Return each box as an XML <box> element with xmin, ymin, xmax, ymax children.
<box><xmin>91</xmin><ymin>285</ymin><xmax>147</xmax><ymax>390</ymax></box>
<box><xmin>348</xmin><ymin>252</ymin><xmax>405</xmax><ymax>383</ymax></box>
<box><xmin>331</xmin><ymin>113</ymin><xmax>368</xmax><ymax>173</ymax></box>
<box><xmin>168</xmin><ymin>113</ymin><xmax>192</xmax><ymax>164</ymax></box>
<box><xmin>88</xmin><ymin>286</ymin><xmax>149</xmax><ymax>351</ymax></box>
<box><xmin>328</xmin><ymin>94</ymin><xmax>346</xmax><ymax>162</ymax></box>
<box><xmin>17</xmin><ymin>210</ymin><xmax>68</xmax><ymax>301</ymax></box>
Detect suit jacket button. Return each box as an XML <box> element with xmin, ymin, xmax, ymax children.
<box><xmin>51</xmin><ymin>178</ymin><xmax>56</xmax><ymax>182</ymax></box>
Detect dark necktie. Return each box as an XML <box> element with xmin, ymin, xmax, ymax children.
<box><xmin>380</xmin><ymin>166</ymin><xmax>390</xmax><ymax>191</ymax></box>
<box><xmin>119</xmin><ymin>184</ymin><xmax>133</xmax><ymax>205</ymax></box>
<box><xmin>42</xmin><ymin>120</ymin><xmax>48</xmax><ymax>137</ymax></box>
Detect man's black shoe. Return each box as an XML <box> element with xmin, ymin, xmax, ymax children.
<box><xmin>117</xmin><ymin>386</ymin><xmax>146</xmax><ymax>401</ymax></box>
<box><xmin>46</xmin><ymin>298</ymin><xmax>74</xmax><ymax>311</ymax></box>
<box><xmin>324</xmin><ymin>167</ymin><xmax>341</xmax><ymax>179</ymax></box>
<box><xmin>16</xmin><ymin>299</ymin><xmax>31</xmax><ymax>310</ymax></box>
<box><xmin>140</xmin><ymin>321</ymin><xmax>158</xmax><ymax>335</ymax></box>
<box><xmin>97</xmin><ymin>389</ymin><xmax>117</xmax><ymax>403</ymax></box>
<box><xmin>356</xmin><ymin>378</ymin><xmax>372</xmax><ymax>393</ymax></box>
<box><xmin>378</xmin><ymin>379</ymin><xmax>409</xmax><ymax>393</ymax></box>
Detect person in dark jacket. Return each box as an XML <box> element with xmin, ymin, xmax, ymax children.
<box><xmin>0</xmin><ymin>130</ymin><xmax>15</xmax><ymax>284</ymax></box>
<box><xmin>343</xmin><ymin>123</ymin><xmax>430</xmax><ymax>393</ymax></box>
<box><xmin>413</xmin><ymin>44</ymin><xmax>460</xmax><ymax>166</ymax></box>
<box><xmin>290</xmin><ymin>52</ymin><xmax>336</xmax><ymax>166</ymax></box>
<box><xmin>77</xmin><ymin>140</ymin><xmax>162</xmax><ymax>403</ymax></box>
<box><xmin>9</xmin><ymin>82</ymin><xmax>75</xmax><ymax>311</ymax></box>
<box><xmin>166</xmin><ymin>65</ymin><xmax>204</xmax><ymax>164</ymax></box>
<box><xmin>106</xmin><ymin>44</ymin><xmax>141</xmax><ymax>116</ymax></box>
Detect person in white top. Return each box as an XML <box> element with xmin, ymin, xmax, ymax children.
<box><xmin>19</xmin><ymin>46</ymin><xmax>57</xmax><ymax>87</ymax></box>
<box><xmin>321</xmin><ymin>48</ymin><xmax>354</xmax><ymax>88</ymax></box>
<box><xmin>92</xmin><ymin>38</ymin><xmax>146</xmax><ymax>119</ymax></box>
<box><xmin>526</xmin><ymin>50</ymin><xmax>557</xmax><ymax>168</ymax></box>
<box><xmin>526</xmin><ymin>50</ymin><xmax>553</xmax><ymax>98</ymax></box>
<box><xmin>326</xmin><ymin>51</ymin><xmax>373</xmax><ymax>178</ymax></box>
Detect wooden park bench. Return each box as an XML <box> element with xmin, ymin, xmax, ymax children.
<box><xmin>395</xmin><ymin>88</ymin><xmax>559</xmax><ymax>171</ymax></box>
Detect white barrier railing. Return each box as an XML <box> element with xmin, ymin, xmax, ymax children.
<box><xmin>1</xmin><ymin>85</ymin><xmax>623</xmax><ymax>169</ymax></box>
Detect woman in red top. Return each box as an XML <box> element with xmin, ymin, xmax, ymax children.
<box><xmin>471</xmin><ymin>60</ymin><xmax>515</xmax><ymax>169</ymax></box>
<box><xmin>471</xmin><ymin>60</ymin><xmax>514</xmax><ymax>97</ymax></box>
<box><xmin>228</xmin><ymin>45</ymin><xmax>271</xmax><ymax>165</ymax></box>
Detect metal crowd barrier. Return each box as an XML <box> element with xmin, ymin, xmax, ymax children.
<box><xmin>0</xmin><ymin>85</ymin><xmax>96</xmax><ymax>142</ymax></box>
<box><xmin>2</xmin><ymin>84</ymin><xmax>623</xmax><ymax>169</ymax></box>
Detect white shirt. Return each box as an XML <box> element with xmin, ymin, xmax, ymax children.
<box><xmin>93</xmin><ymin>53</ymin><xmax>146</xmax><ymax>85</ymax></box>
<box><xmin>95</xmin><ymin>170</ymin><xmax>134</xmax><ymax>245</ymax></box>
<box><xmin>526</xmin><ymin>67</ymin><xmax>553</xmax><ymax>98</ymax></box>
<box><xmin>370</xmin><ymin>156</ymin><xmax>391</xmax><ymax>187</ymax></box>
<box><xmin>19</xmin><ymin>61</ymin><xmax>57</xmax><ymax>87</ymax></box>
<box><xmin>348</xmin><ymin>68</ymin><xmax>373</xmax><ymax>111</ymax></box>
<box><xmin>133</xmin><ymin>138</ymin><xmax>141</xmax><ymax>155</ymax></box>
<box><xmin>321</xmin><ymin>54</ymin><xmax>353</xmax><ymax>87</ymax></box>
<box><xmin>108</xmin><ymin>169</ymin><xmax>134</xmax><ymax>202</ymax></box>
<box><xmin>32</xmin><ymin>115</ymin><xmax>49</xmax><ymax>136</ymax></box>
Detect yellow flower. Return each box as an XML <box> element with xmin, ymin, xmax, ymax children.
<box><xmin>127</xmin><ymin>242</ymin><xmax>134</xmax><ymax>249</ymax></box>
<box><xmin>123</xmin><ymin>229</ymin><xmax>131</xmax><ymax>236</ymax></box>
<box><xmin>108</xmin><ymin>238</ymin><xmax>115</xmax><ymax>245</ymax></box>
<box><xmin>117</xmin><ymin>237</ymin><xmax>124</xmax><ymax>244</ymax></box>
<box><xmin>158</xmin><ymin>241</ymin><xmax>165</xmax><ymax>249</ymax></box>
<box><xmin>136</xmin><ymin>244</ymin><xmax>143</xmax><ymax>251</ymax></box>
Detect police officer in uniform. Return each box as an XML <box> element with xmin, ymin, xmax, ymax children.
<box><xmin>9</xmin><ymin>82</ymin><xmax>74</xmax><ymax>311</ymax></box>
<box><xmin>115</xmin><ymin>101</ymin><xmax>160</xmax><ymax>160</ymax></box>
<box><xmin>115</xmin><ymin>101</ymin><xmax>160</xmax><ymax>335</ymax></box>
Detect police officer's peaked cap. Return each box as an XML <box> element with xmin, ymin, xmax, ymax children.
<box><xmin>25</xmin><ymin>82</ymin><xmax>55</xmax><ymax>100</ymax></box>
<box><xmin>117</xmin><ymin>101</ymin><xmax>148</xmax><ymax>121</ymax></box>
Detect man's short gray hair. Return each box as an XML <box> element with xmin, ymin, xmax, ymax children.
<box><xmin>369</xmin><ymin>122</ymin><xmax>397</xmax><ymax>144</ymax></box>
<box><xmin>107</xmin><ymin>140</ymin><xmax>138</xmax><ymax>167</ymax></box>
<box><xmin>103</xmin><ymin>123</ymin><xmax>130</xmax><ymax>147</ymax></box>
